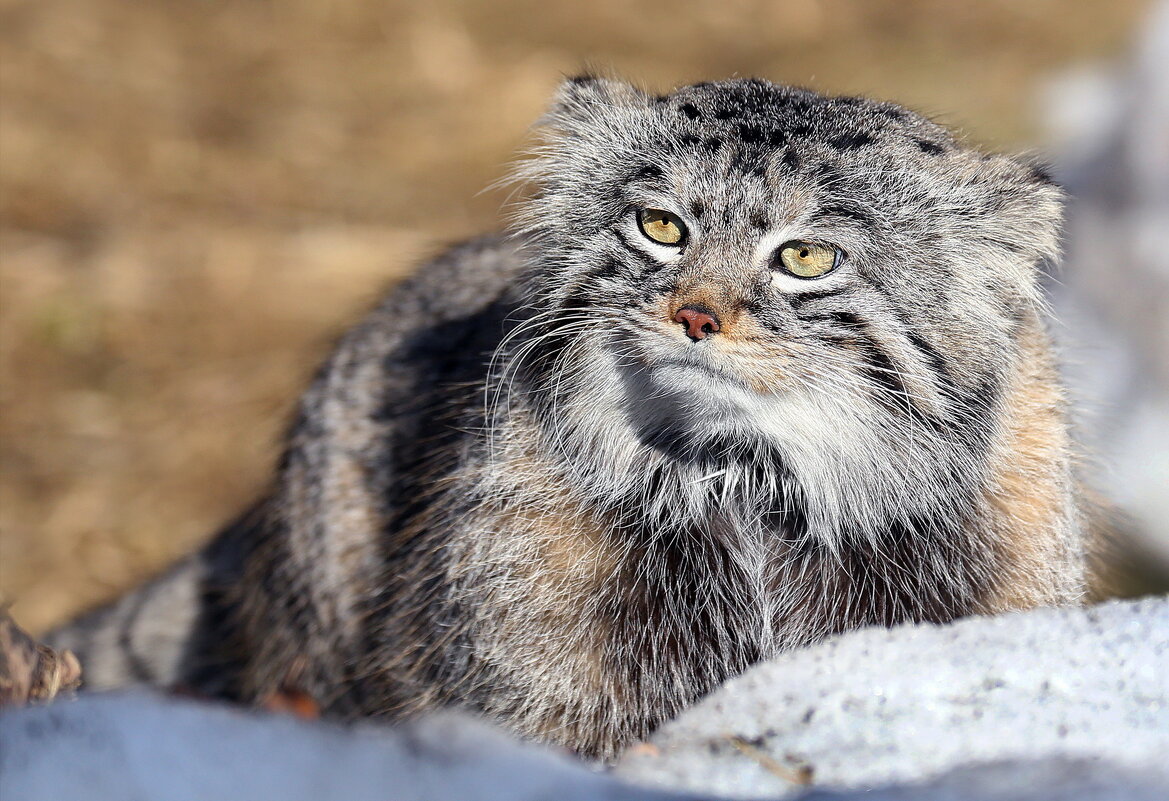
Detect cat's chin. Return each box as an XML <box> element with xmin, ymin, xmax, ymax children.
<box><xmin>637</xmin><ymin>359</ymin><xmax>785</xmax><ymax>425</ymax></box>
<box><xmin>608</xmin><ymin>342</ymin><xmax>799</xmax><ymax>434</ymax></box>
<box><xmin>651</xmin><ymin>357</ymin><xmax>742</xmax><ymax>386</ymax></box>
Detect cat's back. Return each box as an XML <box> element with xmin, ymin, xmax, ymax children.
<box><xmin>46</xmin><ymin>234</ymin><xmax>529</xmax><ymax>699</ymax></box>
<box><xmin>221</xmin><ymin>233</ymin><xmax>532</xmax><ymax>697</ymax></box>
<box><xmin>326</xmin><ymin>233</ymin><xmax>527</xmax><ymax>385</ymax></box>
<box><xmin>288</xmin><ymin>232</ymin><xmax>528</xmax><ymax>482</ymax></box>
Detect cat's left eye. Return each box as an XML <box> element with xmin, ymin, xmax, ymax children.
<box><xmin>775</xmin><ymin>241</ymin><xmax>843</xmax><ymax>278</ymax></box>
<box><xmin>637</xmin><ymin>208</ymin><xmax>687</xmax><ymax>246</ymax></box>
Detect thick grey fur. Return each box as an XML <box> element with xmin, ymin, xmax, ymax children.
<box><xmin>47</xmin><ymin>77</ymin><xmax>1084</xmax><ymax>759</ymax></box>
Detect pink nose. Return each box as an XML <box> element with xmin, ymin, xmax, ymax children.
<box><xmin>673</xmin><ymin>306</ymin><xmax>721</xmax><ymax>340</ymax></box>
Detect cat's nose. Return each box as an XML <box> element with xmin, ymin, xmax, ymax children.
<box><xmin>673</xmin><ymin>306</ymin><xmax>721</xmax><ymax>340</ymax></box>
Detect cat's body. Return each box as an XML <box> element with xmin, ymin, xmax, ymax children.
<box><xmin>49</xmin><ymin>78</ymin><xmax>1086</xmax><ymax>759</ymax></box>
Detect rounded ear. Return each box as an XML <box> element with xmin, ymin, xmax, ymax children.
<box><xmin>542</xmin><ymin>75</ymin><xmax>652</xmax><ymax>134</ymax></box>
<box><xmin>954</xmin><ymin>153</ymin><xmax>1066</xmax><ymax>271</ymax></box>
<box><xmin>998</xmin><ymin>156</ymin><xmax>1067</xmax><ymax>269</ymax></box>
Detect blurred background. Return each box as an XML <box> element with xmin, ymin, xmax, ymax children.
<box><xmin>1</xmin><ymin>0</ymin><xmax>1165</xmax><ymax>633</ymax></box>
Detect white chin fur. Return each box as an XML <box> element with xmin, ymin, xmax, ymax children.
<box><xmin>637</xmin><ymin>361</ymin><xmax>947</xmax><ymax>533</ymax></box>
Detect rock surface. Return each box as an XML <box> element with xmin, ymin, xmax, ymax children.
<box><xmin>0</xmin><ymin>693</ymin><xmax>684</xmax><ymax>801</ymax></box>
<box><xmin>616</xmin><ymin>597</ymin><xmax>1169</xmax><ymax>799</ymax></box>
<box><xmin>2</xmin><ymin>598</ymin><xmax>1166</xmax><ymax>801</ymax></box>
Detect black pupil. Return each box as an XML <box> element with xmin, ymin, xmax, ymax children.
<box><xmin>799</xmin><ymin>248</ymin><xmax>810</xmax><ymax>258</ymax></box>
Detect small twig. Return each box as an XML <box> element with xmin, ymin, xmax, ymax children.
<box><xmin>727</xmin><ymin>735</ymin><xmax>813</xmax><ymax>786</ymax></box>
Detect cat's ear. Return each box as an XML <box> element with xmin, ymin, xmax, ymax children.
<box><xmin>542</xmin><ymin>75</ymin><xmax>652</xmax><ymax>136</ymax></box>
<box><xmin>997</xmin><ymin>157</ymin><xmax>1066</xmax><ymax>269</ymax></box>
<box><xmin>956</xmin><ymin>154</ymin><xmax>1066</xmax><ymax>271</ymax></box>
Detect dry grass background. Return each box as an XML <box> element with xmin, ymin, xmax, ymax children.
<box><xmin>0</xmin><ymin>0</ymin><xmax>1153</xmax><ymax>632</ymax></box>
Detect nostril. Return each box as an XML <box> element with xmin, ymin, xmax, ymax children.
<box><xmin>673</xmin><ymin>306</ymin><xmax>722</xmax><ymax>341</ymax></box>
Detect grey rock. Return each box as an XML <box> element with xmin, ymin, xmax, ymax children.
<box><xmin>615</xmin><ymin>598</ymin><xmax>1169</xmax><ymax>799</ymax></box>
<box><xmin>0</xmin><ymin>692</ymin><xmax>691</xmax><ymax>801</ymax></box>
<box><xmin>805</xmin><ymin>759</ymin><xmax>1169</xmax><ymax>801</ymax></box>
<box><xmin>2</xmin><ymin>600</ymin><xmax>1166</xmax><ymax>801</ymax></box>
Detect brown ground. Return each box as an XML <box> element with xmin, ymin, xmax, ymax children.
<box><xmin>0</xmin><ymin>0</ymin><xmax>1152</xmax><ymax>632</ymax></box>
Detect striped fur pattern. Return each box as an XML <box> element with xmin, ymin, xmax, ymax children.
<box><xmin>48</xmin><ymin>77</ymin><xmax>1086</xmax><ymax>759</ymax></box>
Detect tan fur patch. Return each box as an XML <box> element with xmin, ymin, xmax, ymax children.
<box><xmin>981</xmin><ymin>323</ymin><xmax>1082</xmax><ymax>610</ymax></box>
<box><xmin>448</xmin><ymin>453</ymin><xmax>630</xmax><ymax>749</ymax></box>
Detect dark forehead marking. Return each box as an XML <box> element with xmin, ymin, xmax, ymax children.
<box><xmin>659</xmin><ymin>79</ymin><xmax>955</xmax><ymax>196</ymax></box>
<box><xmin>828</xmin><ymin>132</ymin><xmax>875</xmax><ymax>151</ymax></box>
<box><xmin>738</xmin><ymin>124</ymin><xmax>765</xmax><ymax>144</ymax></box>
<box><xmin>665</xmin><ymin>79</ymin><xmax>943</xmax><ymax>154</ymax></box>
<box><xmin>689</xmin><ymin>200</ymin><xmax>706</xmax><ymax>220</ymax></box>
<box><xmin>814</xmin><ymin>202</ymin><xmax>877</xmax><ymax>228</ymax></box>
<box><xmin>915</xmin><ymin>138</ymin><xmax>946</xmax><ymax>155</ymax></box>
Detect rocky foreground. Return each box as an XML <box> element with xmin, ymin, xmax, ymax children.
<box><xmin>2</xmin><ymin>597</ymin><xmax>1166</xmax><ymax>801</ymax></box>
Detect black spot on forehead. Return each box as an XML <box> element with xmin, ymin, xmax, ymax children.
<box><xmin>828</xmin><ymin>132</ymin><xmax>875</xmax><ymax>151</ymax></box>
<box><xmin>738</xmin><ymin>124</ymin><xmax>765</xmax><ymax>144</ymax></box>
<box><xmin>915</xmin><ymin>138</ymin><xmax>946</xmax><ymax>155</ymax></box>
<box><xmin>814</xmin><ymin>202</ymin><xmax>877</xmax><ymax>228</ymax></box>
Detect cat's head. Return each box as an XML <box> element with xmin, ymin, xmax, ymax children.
<box><xmin>505</xmin><ymin>76</ymin><xmax>1063</xmax><ymax>528</ymax></box>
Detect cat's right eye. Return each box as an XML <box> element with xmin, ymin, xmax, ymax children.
<box><xmin>637</xmin><ymin>208</ymin><xmax>687</xmax><ymax>246</ymax></box>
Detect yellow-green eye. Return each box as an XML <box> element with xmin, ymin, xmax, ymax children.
<box><xmin>637</xmin><ymin>208</ymin><xmax>687</xmax><ymax>245</ymax></box>
<box><xmin>777</xmin><ymin>241</ymin><xmax>841</xmax><ymax>278</ymax></box>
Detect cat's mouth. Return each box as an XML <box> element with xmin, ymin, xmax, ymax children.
<box><xmin>609</xmin><ymin>327</ymin><xmax>763</xmax><ymax>397</ymax></box>
<box><xmin>647</xmin><ymin>353</ymin><xmax>753</xmax><ymax>391</ymax></box>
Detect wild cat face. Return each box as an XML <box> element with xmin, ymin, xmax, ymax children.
<box><xmin>511</xmin><ymin>77</ymin><xmax>1062</xmax><ymax>497</ymax></box>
